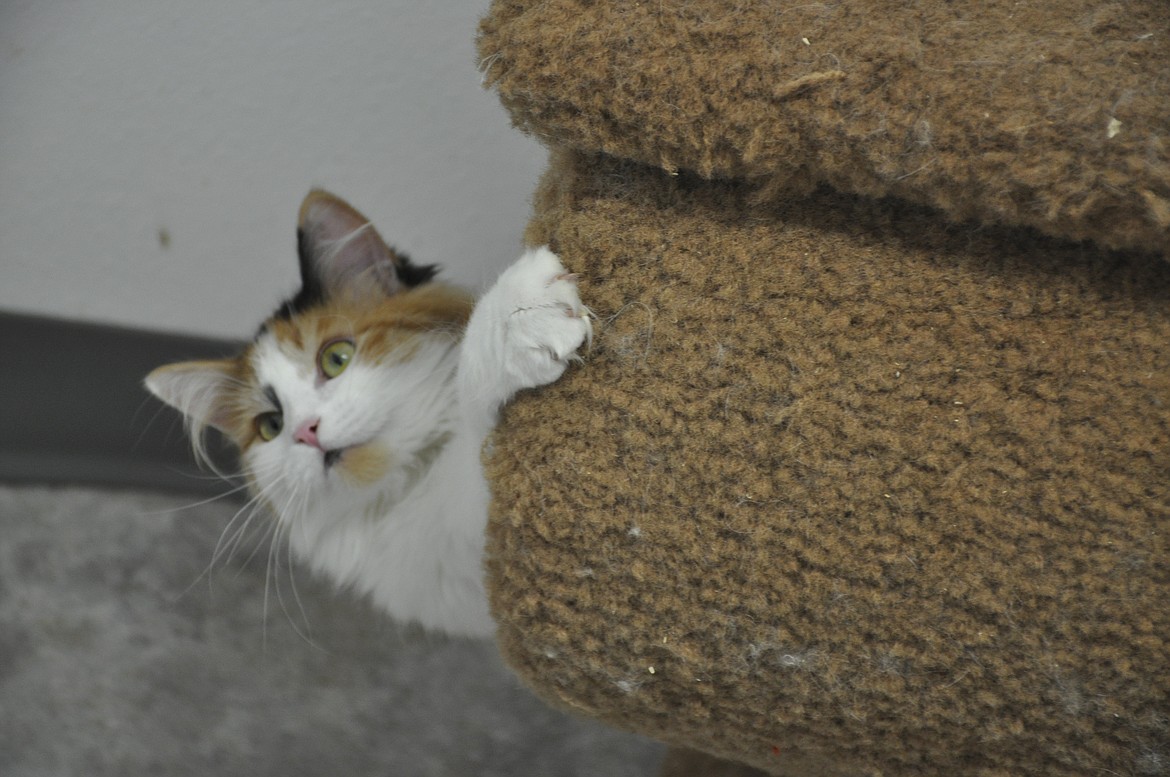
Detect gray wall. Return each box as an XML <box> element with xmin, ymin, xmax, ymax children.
<box><xmin>0</xmin><ymin>0</ymin><xmax>545</xmax><ymax>339</ymax></box>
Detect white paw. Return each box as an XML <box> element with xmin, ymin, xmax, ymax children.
<box><xmin>457</xmin><ymin>247</ymin><xmax>592</xmax><ymax>422</ymax></box>
<box><xmin>494</xmin><ymin>247</ymin><xmax>592</xmax><ymax>390</ymax></box>
<box><xmin>466</xmin><ymin>246</ymin><xmax>592</xmax><ymax>399</ymax></box>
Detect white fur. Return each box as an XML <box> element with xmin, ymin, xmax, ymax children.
<box><xmin>244</xmin><ymin>247</ymin><xmax>590</xmax><ymax>637</ymax></box>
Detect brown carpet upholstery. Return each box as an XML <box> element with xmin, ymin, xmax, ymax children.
<box><xmin>478</xmin><ymin>2</ymin><xmax>1170</xmax><ymax>774</ymax></box>
<box><xmin>480</xmin><ymin>0</ymin><xmax>1170</xmax><ymax>256</ymax></box>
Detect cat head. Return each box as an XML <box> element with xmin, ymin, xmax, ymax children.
<box><xmin>146</xmin><ymin>190</ymin><xmax>473</xmax><ymax>514</ymax></box>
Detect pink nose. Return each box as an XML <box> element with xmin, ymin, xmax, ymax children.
<box><xmin>294</xmin><ymin>418</ymin><xmax>323</xmax><ymax>449</ymax></box>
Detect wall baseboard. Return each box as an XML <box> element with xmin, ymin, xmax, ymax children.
<box><xmin>1</xmin><ymin>312</ymin><xmax>242</xmax><ymax>497</ymax></box>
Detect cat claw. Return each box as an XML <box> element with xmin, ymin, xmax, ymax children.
<box><xmin>562</xmin><ymin>301</ymin><xmax>591</xmax><ymax>318</ymax></box>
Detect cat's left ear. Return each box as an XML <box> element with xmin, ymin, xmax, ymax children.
<box><xmin>296</xmin><ymin>189</ymin><xmax>434</xmax><ymax>306</ymax></box>
<box><xmin>144</xmin><ymin>360</ymin><xmax>241</xmax><ymax>437</ymax></box>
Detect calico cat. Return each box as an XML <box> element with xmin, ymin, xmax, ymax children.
<box><xmin>145</xmin><ymin>190</ymin><xmax>591</xmax><ymax>637</ymax></box>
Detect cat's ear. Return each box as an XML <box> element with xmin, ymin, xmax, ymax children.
<box><xmin>144</xmin><ymin>359</ymin><xmax>239</xmax><ymax>436</ymax></box>
<box><xmin>296</xmin><ymin>189</ymin><xmax>432</xmax><ymax>306</ymax></box>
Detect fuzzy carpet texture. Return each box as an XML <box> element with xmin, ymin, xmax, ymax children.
<box><xmin>476</xmin><ymin>0</ymin><xmax>1170</xmax><ymax>775</ymax></box>
<box><xmin>0</xmin><ymin>485</ymin><xmax>664</xmax><ymax>777</ymax></box>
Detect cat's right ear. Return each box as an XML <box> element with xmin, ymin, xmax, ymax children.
<box><xmin>144</xmin><ymin>360</ymin><xmax>238</xmax><ymax>436</ymax></box>
<box><xmin>296</xmin><ymin>189</ymin><xmax>434</xmax><ymax>308</ymax></box>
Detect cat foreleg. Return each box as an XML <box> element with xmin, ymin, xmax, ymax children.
<box><xmin>457</xmin><ymin>247</ymin><xmax>592</xmax><ymax>430</ymax></box>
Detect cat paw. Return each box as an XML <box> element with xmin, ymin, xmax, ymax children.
<box><xmin>494</xmin><ymin>247</ymin><xmax>593</xmax><ymax>390</ymax></box>
<box><xmin>462</xmin><ymin>246</ymin><xmax>592</xmax><ymax>404</ymax></box>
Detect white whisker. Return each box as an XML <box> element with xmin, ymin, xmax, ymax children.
<box><xmin>139</xmin><ymin>479</ymin><xmax>250</xmax><ymax>518</ymax></box>
<box><xmin>271</xmin><ymin>494</ymin><xmax>324</xmax><ymax>652</ymax></box>
<box><xmin>172</xmin><ymin>478</ymin><xmax>276</xmax><ymax>603</ymax></box>
<box><xmin>263</xmin><ymin>479</ymin><xmax>304</xmax><ymax>651</ymax></box>
<box><xmin>216</xmin><ymin>491</ymin><xmax>272</xmax><ymax>571</ymax></box>
<box><xmin>237</xmin><ymin>500</ymin><xmax>279</xmax><ymax>580</ymax></box>
<box><xmin>208</xmin><ymin>467</ymin><xmax>279</xmax><ymax>568</ymax></box>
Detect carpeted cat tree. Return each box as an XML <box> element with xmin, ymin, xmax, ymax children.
<box><xmin>476</xmin><ymin>1</ymin><xmax>1170</xmax><ymax>775</ymax></box>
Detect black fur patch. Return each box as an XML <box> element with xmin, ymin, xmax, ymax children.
<box><xmin>393</xmin><ymin>254</ymin><xmax>440</xmax><ymax>287</ymax></box>
<box><xmin>262</xmin><ymin>384</ymin><xmax>282</xmax><ymax>414</ymax></box>
<box><xmin>268</xmin><ymin>228</ymin><xmax>329</xmax><ymax>322</ymax></box>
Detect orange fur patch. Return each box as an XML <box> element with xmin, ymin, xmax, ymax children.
<box><xmin>337</xmin><ymin>442</ymin><xmax>393</xmax><ymax>487</ymax></box>
<box><xmin>268</xmin><ymin>282</ymin><xmax>473</xmax><ymax>366</ymax></box>
<box><xmin>216</xmin><ymin>354</ymin><xmax>264</xmax><ymax>449</ymax></box>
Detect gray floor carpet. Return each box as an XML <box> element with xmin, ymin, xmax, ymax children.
<box><xmin>0</xmin><ymin>484</ymin><xmax>665</xmax><ymax>777</ymax></box>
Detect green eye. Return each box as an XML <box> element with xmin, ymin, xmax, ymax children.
<box><xmin>256</xmin><ymin>411</ymin><xmax>283</xmax><ymax>442</ymax></box>
<box><xmin>319</xmin><ymin>339</ymin><xmax>355</xmax><ymax>379</ymax></box>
